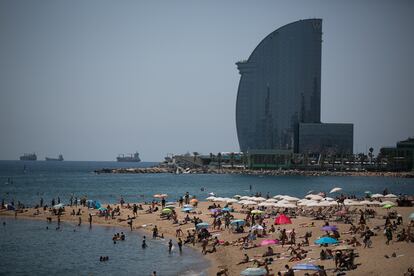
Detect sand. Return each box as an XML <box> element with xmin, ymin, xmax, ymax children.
<box><xmin>1</xmin><ymin>201</ymin><xmax>413</xmax><ymax>276</ymax></box>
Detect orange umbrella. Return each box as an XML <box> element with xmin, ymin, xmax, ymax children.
<box><xmin>190</xmin><ymin>198</ymin><xmax>198</xmax><ymax>203</ymax></box>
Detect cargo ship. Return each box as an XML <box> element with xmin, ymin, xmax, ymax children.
<box><xmin>117</xmin><ymin>152</ymin><xmax>141</xmax><ymax>162</ymax></box>
<box><xmin>45</xmin><ymin>154</ymin><xmax>64</xmax><ymax>161</ymax></box>
<box><xmin>20</xmin><ymin>153</ymin><xmax>37</xmax><ymax>161</ymax></box>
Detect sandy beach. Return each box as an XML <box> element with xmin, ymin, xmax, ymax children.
<box><xmin>1</xmin><ymin>198</ymin><xmax>413</xmax><ymax>276</ymax></box>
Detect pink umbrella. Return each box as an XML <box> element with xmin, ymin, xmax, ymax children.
<box><xmin>274</xmin><ymin>214</ymin><xmax>292</xmax><ymax>225</ymax></box>
<box><xmin>260</xmin><ymin>239</ymin><xmax>279</xmax><ymax>246</ymax></box>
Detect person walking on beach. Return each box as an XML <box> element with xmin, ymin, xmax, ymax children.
<box><xmin>88</xmin><ymin>214</ymin><xmax>92</xmax><ymax>228</ymax></box>
<box><xmin>385</xmin><ymin>226</ymin><xmax>393</xmax><ymax>245</ymax></box>
<box><xmin>168</xmin><ymin>239</ymin><xmax>173</xmax><ymax>253</ymax></box>
<box><xmin>152</xmin><ymin>225</ymin><xmax>158</xmax><ymax>239</ymax></box>
<box><xmin>78</xmin><ymin>216</ymin><xmax>81</xmax><ymax>226</ymax></box>
<box><xmin>178</xmin><ymin>238</ymin><xmax>183</xmax><ymax>253</ymax></box>
<box><xmin>185</xmin><ymin>192</ymin><xmax>189</xmax><ymax>205</ymax></box>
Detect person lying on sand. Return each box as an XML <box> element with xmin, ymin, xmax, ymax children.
<box><xmin>237</xmin><ymin>254</ymin><xmax>250</xmax><ymax>265</ymax></box>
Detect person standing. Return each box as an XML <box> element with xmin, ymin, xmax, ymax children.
<box><xmin>142</xmin><ymin>236</ymin><xmax>147</xmax><ymax>249</ymax></box>
<box><xmin>88</xmin><ymin>214</ymin><xmax>92</xmax><ymax>228</ymax></box>
<box><xmin>385</xmin><ymin>226</ymin><xmax>393</xmax><ymax>245</ymax></box>
<box><xmin>178</xmin><ymin>238</ymin><xmax>183</xmax><ymax>253</ymax></box>
<box><xmin>168</xmin><ymin>239</ymin><xmax>173</xmax><ymax>253</ymax></box>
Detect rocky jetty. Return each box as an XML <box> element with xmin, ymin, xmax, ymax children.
<box><xmin>94</xmin><ymin>166</ymin><xmax>414</xmax><ymax>178</ymax></box>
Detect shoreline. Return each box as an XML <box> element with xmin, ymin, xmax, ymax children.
<box><xmin>1</xmin><ymin>200</ymin><xmax>414</xmax><ymax>276</ymax></box>
<box><xmin>94</xmin><ymin>167</ymin><xmax>414</xmax><ymax>178</ymax></box>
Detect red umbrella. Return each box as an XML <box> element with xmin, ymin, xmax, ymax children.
<box><xmin>274</xmin><ymin>214</ymin><xmax>292</xmax><ymax>225</ymax></box>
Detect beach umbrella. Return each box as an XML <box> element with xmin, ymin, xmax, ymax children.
<box><xmin>370</xmin><ymin>200</ymin><xmax>382</xmax><ymax>205</ymax></box>
<box><xmin>274</xmin><ymin>214</ymin><xmax>292</xmax><ymax>225</ymax></box>
<box><xmin>240</xmin><ymin>267</ymin><xmax>267</xmax><ymax>276</ymax></box>
<box><xmin>409</xmin><ymin>213</ymin><xmax>414</xmax><ymax>220</ymax></box>
<box><xmin>240</xmin><ymin>196</ymin><xmax>251</xmax><ymax>200</ymax></box>
<box><xmin>206</xmin><ymin>196</ymin><xmax>216</xmax><ymax>201</ymax></box>
<box><xmin>292</xmin><ymin>264</ymin><xmax>320</xmax><ymax>271</ymax></box>
<box><xmin>281</xmin><ymin>203</ymin><xmax>297</xmax><ymax>208</ymax></box>
<box><xmin>161</xmin><ymin>208</ymin><xmax>172</xmax><ymax>214</ymax></box>
<box><xmin>265</xmin><ymin>198</ymin><xmax>278</xmax><ymax>203</ymax></box>
<box><xmin>252</xmin><ymin>197</ymin><xmax>267</xmax><ymax>202</ymax></box>
<box><xmin>260</xmin><ymin>239</ymin><xmax>278</xmax><ymax>246</ymax></box>
<box><xmin>190</xmin><ymin>198</ymin><xmax>198</xmax><ymax>204</ymax></box>
<box><xmin>213</xmin><ymin>197</ymin><xmax>225</xmax><ymax>202</ymax></box>
<box><xmin>153</xmin><ymin>194</ymin><xmax>162</xmax><ymax>198</ymax></box>
<box><xmin>160</xmin><ymin>194</ymin><xmax>168</xmax><ymax>198</ymax></box>
<box><xmin>322</xmin><ymin>225</ymin><xmax>338</xmax><ymax>231</ymax></box>
<box><xmin>233</xmin><ymin>194</ymin><xmax>242</xmax><ymax>199</ymax></box>
<box><xmin>330</xmin><ymin>187</ymin><xmax>343</xmax><ymax>193</ymax></box>
<box><xmin>273</xmin><ymin>195</ymin><xmax>284</xmax><ymax>199</ymax></box>
<box><xmin>165</xmin><ymin>205</ymin><xmax>176</xmax><ymax>209</ymax></box>
<box><xmin>380</xmin><ymin>201</ymin><xmax>395</xmax><ymax>206</ymax></box>
<box><xmin>196</xmin><ymin>222</ymin><xmax>209</xmax><ymax>229</ymax></box>
<box><xmin>315</xmin><ymin>237</ymin><xmax>339</xmax><ymax>245</ymax></box>
<box><xmin>251</xmin><ymin>224</ymin><xmax>264</xmax><ymax>231</ymax></box>
<box><xmin>305</xmin><ymin>194</ymin><xmax>323</xmax><ymax>201</ymax></box>
<box><xmin>251</xmin><ymin>210</ymin><xmax>264</xmax><ymax>214</ymax></box>
<box><xmin>241</xmin><ymin>200</ymin><xmax>257</xmax><ymax>205</ymax></box>
<box><xmin>258</xmin><ymin>202</ymin><xmax>274</xmax><ymax>207</ymax></box>
<box><xmin>359</xmin><ymin>200</ymin><xmax>373</xmax><ymax>205</ymax></box>
<box><xmin>98</xmin><ymin>207</ymin><xmax>107</xmax><ymax>212</ymax></box>
<box><xmin>221</xmin><ymin>207</ymin><xmax>232</xmax><ymax>212</ymax></box>
<box><xmin>208</xmin><ymin>192</ymin><xmax>215</xmax><ymax>196</ymax></box>
<box><xmin>183</xmin><ymin>204</ymin><xmax>193</xmax><ymax>208</ymax></box>
<box><xmin>322</xmin><ymin>197</ymin><xmax>335</xmax><ymax>201</ymax></box>
<box><xmin>226</xmin><ymin>198</ymin><xmax>238</xmax><ymax>203</ymax></box>
<box><xmin>53</xmin><ymin>203</ymin><xmax>64</xmax><ymax>209</ymax></box>
<box><xmin>282</xmin><ymin>196</ymin><xmax>300</xmax><ymax>202</ymax></box>
<box><xmin>230</xmin><ymin>219</ymin><xmax>245</xmax><ymax>226</ymax></box>
<box><xmin>210</xmin><ymin>208</ymin><xmax>221</xmax><ymax>213</ymax></box>
<box><xmin>382</xmin><ymin>204</ymin><xmax>394</xmax><ymax>209</ymax></box>
<box><xmin>384</xmin><ymin>194</ymin><xmax>397</xmax><ymax>198</ymax></box>
<box><xmin>181</xmin><ymin>207</ymin><xmax>193</xmax><ymax>212</ymax></box>
<box><xmin>371</xmin><ymin>193</ymin><xmax>384</xmax><ymax>198</ymax></box>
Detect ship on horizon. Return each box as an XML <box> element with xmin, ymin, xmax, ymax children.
<box><xmin>45</xmin><ymin>154</ymin><xmax>64</xmax><ymax>161</ymax></box>
<box><xmin>117</xmin><ymin>152</ymin><xmax>141</xmax><ymax>162</ymax></box>
<box><xmin>20</xmin><ymin>153</ymin><xmax>37</xmax><ymax>161</ymax></box>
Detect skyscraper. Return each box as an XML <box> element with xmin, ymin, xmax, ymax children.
<box><xmin>236</xmin><ymin>19</ymin><xmax>353</xmax><ymax>155</ymax></box>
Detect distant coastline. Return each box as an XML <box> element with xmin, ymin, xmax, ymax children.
<box><xmin>94</xmin><ymin>166</ymin><xmax>414</xmax><ymax>178</ymax></box>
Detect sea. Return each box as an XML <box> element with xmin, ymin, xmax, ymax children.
<box><xmin>1</xmin><ymin>160</ymin><xmax>414</xmax><ymax>275</ymax></box>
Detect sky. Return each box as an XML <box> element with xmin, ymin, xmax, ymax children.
<box><xmin>0</xmin><ymin>0</ymin><xmax>413</xmax><ymax>161</ymax></box>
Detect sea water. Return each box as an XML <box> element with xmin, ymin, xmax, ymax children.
<box><xmin>0</xmin><ymin>217</ymin><xmax>208</xmax><ymax>276</ymax></box>
<box><xmin>0</xmin><ymin>161</ymin><xmax>413</xmax><ymax>206</ymax></box>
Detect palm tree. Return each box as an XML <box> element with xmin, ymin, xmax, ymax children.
<box><xmin>230</xmin><ymin>152</ymin><xmax>235</xmax><ymax>168</ymax></box>
<box><xmin>217</xmin><ymin>152</ymin><xmax>222</xmax><ymax>169</ymax></box>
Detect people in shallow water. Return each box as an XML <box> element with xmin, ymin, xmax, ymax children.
<box><xmin>142</xmin><ymin>236</ymin><xmax>147</xmax><ymax>249</ymax></box>
<box><xmin>99</xmin><ymin>256</ymin><xmax>109</xmax><ymax>262</ymax></box>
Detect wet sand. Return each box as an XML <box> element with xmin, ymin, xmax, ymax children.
<box><xmin>1</xmin><ymin>202</ymin><xmax>413</xmax><ymax>276</ymax></box>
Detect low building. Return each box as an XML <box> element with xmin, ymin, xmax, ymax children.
<box><xmin>295</xmin><ymin>123</ymin><xmax>354</xmax><ymax>155</ymax></box>
<box><xmin>246</xmin><ymin>149</ymin><xmax>292</xmax><ymax>169</ymax></box>
<box><xmin>379</xmin><ymin>137</ymin><xmax>414</xmax><ymax>171</ymax></box>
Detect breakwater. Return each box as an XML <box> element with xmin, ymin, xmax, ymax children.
<box><xmin>94</xmin><ymin>166</ymin><xmax>414</xmax><ymax>178</ymax></box>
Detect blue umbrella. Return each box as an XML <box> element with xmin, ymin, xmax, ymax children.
<box><xmin>292</xmin><ymin>264</ymin><xmax>320</xmax><ymax>271</ymax></box>
<box><xmin>240</xmin><ymin>267</ymin><xmax>267</xmax><ymax>276</ymax></box>
<box><xmin>222</xmin><ymin>207</ymin><xmax>232</xmax><ymax>212</ymax></box>
<box><xmin>230</xmin><ymin>219</ymin><xmax>245</xmax><ymax>226</ymax></box>
<box><xmin>181</xmin><ymin>207</ymin><xmax>193</xmax><ymax>212</ymax></box>
<box><xmin>315</xmin><ymin>237</ymin><xmax>339</xmax><ymax>245</ymax></box>
<box><xmin>196</xmin><ymin>222</ymin><xmax>209</xmax><ymax>229</ymax></box>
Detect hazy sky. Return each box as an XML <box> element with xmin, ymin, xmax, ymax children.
<box><xmin>0</xmin><ymin>0</ymin><xmax>413</xmax><ymax>161</ymax></box>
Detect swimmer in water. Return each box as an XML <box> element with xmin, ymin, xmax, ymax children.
<box><xmin>142</xmin><ymin>236</ymin><xmax>147</xmax><ymax>249</ymax></box>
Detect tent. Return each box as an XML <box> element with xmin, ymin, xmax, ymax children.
<box><xmin>274</xmin><ymin>214</ymin><xmax>292</xmax><ymax>225</ymax></box>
